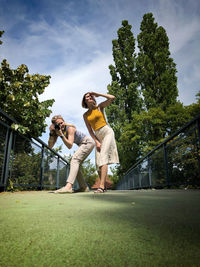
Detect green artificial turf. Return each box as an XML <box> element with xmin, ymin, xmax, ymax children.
<box><xmin>0</xmin><ymin>189</ymin><xmax>200</xmax><ymax>267</ymax></box>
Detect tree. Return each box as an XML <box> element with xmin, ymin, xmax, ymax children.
<box><xmin>123</xmin><ymin>13</ymin><xmax>179</xmax><ymax>162</ymax></box>
<box><xmin>106</xmin><ymin>16</ymin><xmax>199</xmax><ymax>178</ymax></box>
<box><xmin>80</xmin><ymin>159</ymin><xmax>98</xmax><ymax>188</ymax></box>
<box><xmin>106</xmin><ymin>20</ymin><xmax>142</xmax><ymax>175</ymax></box>
<box><xmin>9</xmin><ymin>150</ymin><xmax>41</xmax><ymax>188</ymax></box>
<box><xmin>0</xmin><ymin>31</ymin><xmax>54</xmax><ymax>137</ymax></box>
<box><xmin>109</xmin><ymin>166</ymin><xmax>120</xmax><ymax>188</ymax></box>
<box><xmin>124</xmin><ymin>98</ymin><xmax>200</xmax><ymax>157</ymax></box>
<box><xmin>137</xmin><ymin>13</ymin><xmax>178</xmax><ymax>111</ymax></box>
<box><xmin>107</xmin><ymin>20</ymin><xmax>142</xmax><ymax>132</ymax></box>
<box><xmin>121</xmin><ymin>107</ymin><xmax>167</xmax><ymax>156</ymax></box>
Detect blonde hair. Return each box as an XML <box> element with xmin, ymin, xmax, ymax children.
<box><xmin>51</xmin><ymin>115</ymin><xmax>76</xmax><ymax>128</ymax></box>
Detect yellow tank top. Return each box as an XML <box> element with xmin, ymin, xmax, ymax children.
<box><xmin>87</xmin><ymin>108</ymin><xmax>107</xmax><ymax>131</ymax></box>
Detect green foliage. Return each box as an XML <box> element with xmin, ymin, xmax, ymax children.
<box><xmin>184</xmin><ymin>92</ymin><xmax>200</xmax><ymax>119</ymax></box>
<box><xmin>106</xmin><ymin>20</ymin><xmax>142</xmax><ymax>175</ymax></box>
<box><xmin>81</xmin><ymin>159</ymin><xmax>98</xmax><ymax>188</ymax></box>
<box><xmin>109</xmin><ymin>167</ymin><xmax>120</xmax><ymax>188</ymax></box>
<box><xmin>137</xmin><ymin>13</ymin><xmax>178</xmax><ymax>111</ymax></box>
<box><xmin>8</xmin><ymin>149</ymin><xmax>41</xmax><ymax>190</ymax></box>
<box><xmin>167</xmin><ymin>130</ymin><xmax>200</xmax><ymax>186</ymax></box>
<box><xmin>123</xmin><ymin>100</ymin><xmax>200</xmax><ymax>158</ymax></box>
<box><xmin>107</xmin><ymin>15</ymin><xmax>200</xmax><ymax>178</ymax></box>
<box><xmin>107</xmin><ymin>20</ymin><xmax>142</xmax><ymax>129</ymax></box>
<box><xmin>0</xmin><ymin>30</ymin><xmax>54</xmax><ymax>137</ymax></box>
<box><xmin>6</xmin><ymin>179</ymin><xmax>16</xmax><ymax>192</ymax></box>
<box><xmin>7</xmin><ymin>145</ymin><xmax>67</xmax><ymax>190</ymax></box>
<box><xmin>122</xmin><ymin>107</ymin><xmax>166</xmax><ymax>156</ymax></box>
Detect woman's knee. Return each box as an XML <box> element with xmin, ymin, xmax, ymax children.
<box><xmin>71</xmin><ymin>155</ymin><xmax>81</xmax><ymax>165</ymax></box>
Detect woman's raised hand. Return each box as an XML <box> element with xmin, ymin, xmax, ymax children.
<box><xmin>90</xmin><ymin>92</ymin><xmax>99</xmax><ymax>97</ymax></box>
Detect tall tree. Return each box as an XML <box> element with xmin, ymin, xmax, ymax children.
<box><xmin>107</xmin><ymin>20</ymin><xmax>142</xmax><ymax>133</ymax></box>
<box><xmin>137</xmin><ymin>13</ymin><xmax>178</xmax><ymax>111</ymax></box>
<box><xmin>108</xmin><ymin>16</ymin><xmax>198</xmax><ymax>177</ymax></box>
<box><xmin>0</xmin><ymin>31</ymin><xmax>54</xmax><ymax>137</ymax></box>
<box><xmin>106</xmin><ymin>20</ymin><xmax>142</xmax><ymax>175</ymax></box>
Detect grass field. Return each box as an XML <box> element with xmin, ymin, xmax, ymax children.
<box><xmin>0</xmin><ymin>189</ymin><xmax>200</xmax><ymax>267</ymax></box>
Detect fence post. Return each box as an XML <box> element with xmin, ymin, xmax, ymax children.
<box><xmin>56</xmin><ymin>157</ymin><xmax>60</xmax><ymax>189</ymax></box>
<box><xmin>132</xmin><ymin>171</ymin><xmax>135</xmax><ymax>189</ymax></box>
<box><xmin>3</xmin><ymin>129</ymin><xmax>13</xmax><ymax>190</ymax></box>
<box><xmin>139</xmin><ymin>165</ymin><xmax>142</xmax><ymax>189</ymax></box>
<box><xmin>196</xmin><ymin>118</ymin><xmax>200</xmax><ymax>175</ymax></box>
<box><xmin>65</xmin><ymin>163</ymin><xmax>69</xmax><ymax>181</ymax></box>
<box><xmin>148</xmin><ymin>156</ymin><xmax>152</xmax><ymax>188</ymax></box>
<box><xmin>1</xmin><ymin>128</ymin><xmax>9</xmax><ymax>190</ymax></box>
<box><xmin>39</xmin><ymin>144</ymin><xmax>44</xmax><ymax>190</ymax></box>
<box><xmin>163</xmin><ymin>144</ymin><xmax>170</xmax><ymax>188</ymax></box>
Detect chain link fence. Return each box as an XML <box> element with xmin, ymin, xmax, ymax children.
<box><xmin>116</xmin><ymin>115</ymin><xmax>200</xmax><ymax>190</ymax></box>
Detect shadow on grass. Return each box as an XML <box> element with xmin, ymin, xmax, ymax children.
<box><xmin>79</xmin><ymin>189</ymin><xmax>200</xmax><ymax>245</ymax></box>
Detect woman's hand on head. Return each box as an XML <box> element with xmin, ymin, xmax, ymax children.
<box><xmin>90</xmin><ymin>92</ymin><xmax>99</xmax><ymax>97</ymax></box>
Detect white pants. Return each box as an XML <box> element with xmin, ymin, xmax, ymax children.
<box><xmin>95</xmin><ymin>125</ymin><xmax>119</xmax><ymax>170</ymax></box>
<box><xmin>67</xmin><ymin>136</ymin><xmax>95</xmax><ymax>187</ymax></box>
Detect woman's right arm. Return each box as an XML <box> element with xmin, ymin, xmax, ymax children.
<box><xmin>83</xmin><ymin>113</ymin><xmax>101</xmax><ymax>152</ymax></box>
<box><xmin>90</xmin><ymin>92</ymin><xmax>115</xmax><ymax>109</ymax></box>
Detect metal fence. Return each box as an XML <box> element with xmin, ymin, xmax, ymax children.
<box><xmin>116</xmin><ymin>115</ymin><xmax>200</xmax><ymax>190</ymax></box>
<box><xmin>0</xmin><ymin>108</ymin><xmax>70</xmax><ymax>191</ymax></box>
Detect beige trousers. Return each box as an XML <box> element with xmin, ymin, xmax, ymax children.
<box><xmin>67</xmin><ymin>136</ymin><xmax>95</xmax><ymax>188</ymax></box>
<box><xmin>95</xmin><ymin>125</ymin><xmax>119</xmax><ymax>170</ymax></box>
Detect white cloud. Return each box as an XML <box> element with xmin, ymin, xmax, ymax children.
<box><xmin>0</xmin><ymin>14</ymin><xmax>106</xmax><ymax>74</ymax></box>
<box><xmin>151</xmin><ymin>0</ymin><xmax>200</xmax><ymax>54</ymax></box>
<box><xmin>149</xmin><ymin>0</ymin><xmax>200</xmax><ymax>104</ymax></box>
<box><xmin>40</xmin><ymin>51</ymin><xmax>112</xmax><ymax>129</ymax></box>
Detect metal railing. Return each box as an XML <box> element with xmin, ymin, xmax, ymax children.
<box><xmin>116</xmin><ymin>115</ymin><xmax>200</xmax><ymax>190</ymax></box>
<box><xmin>0</xmin><ymin>108</ymin><xmax>70</xmax><ymax>191</ymax></box>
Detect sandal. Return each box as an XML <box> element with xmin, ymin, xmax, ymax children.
<box><xmin>94</xmin><ymin>187</ymin><xmax>105</xmax><ymax>193</ymax></box>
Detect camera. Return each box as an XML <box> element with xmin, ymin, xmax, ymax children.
<box><xmin>54</xmin><ymin>123</ymin><xmax>60</xmax><ymax>130</ymax></box>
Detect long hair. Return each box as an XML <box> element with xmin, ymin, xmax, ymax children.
<box><xmin>51</xmin><ymin>115</ymin><xmax>76</xmax><ymax>128</ymax></box>
<box><xmin>82</xmin><ymin>92</ymin><xmax>97</xmax><ymax>108</ymax></box>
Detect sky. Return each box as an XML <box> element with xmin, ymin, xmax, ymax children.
<box><xmin>0</xmin><ymin>0</ymin><xmax>200</xmax><ymax>166</ymax></box>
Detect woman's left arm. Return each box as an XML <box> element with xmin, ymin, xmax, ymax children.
<box><xmin>90</xmin><ymin>92</ymin><xmax>115</xmax><ymax>109</ymax></box>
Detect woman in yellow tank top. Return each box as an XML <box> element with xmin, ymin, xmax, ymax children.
<box><xmin>82</xmin><ymin>91</ymin><xmax>119</xmax><ymax>193</ymax></box>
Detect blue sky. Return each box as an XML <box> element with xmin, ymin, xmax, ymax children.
<box><xmin>0</xmin><ymin>0</ymin><xmax>200</xmax><ymax>165</ymax></box>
